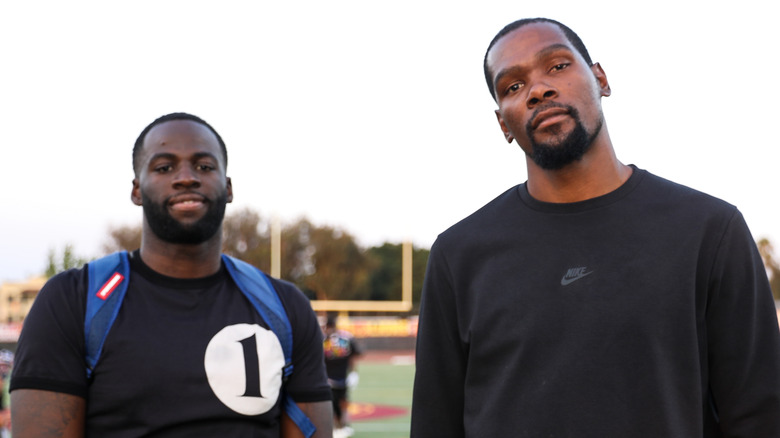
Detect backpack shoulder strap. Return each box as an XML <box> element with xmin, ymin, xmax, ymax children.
<box><xmin>85</xmin><ymin>251</ymin><xmax>130</xmax><ymax>379</ymax></box>
<box><xmin>221</xmin><ymin>255</ymin><xmax>316</xmax><ymax>438</ymax></box>
<box><xmin>222</xmin><ymin>255</ymin><xmax>293</xmax><ymax>363</ymax></box>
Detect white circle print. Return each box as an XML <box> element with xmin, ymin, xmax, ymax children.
<box><xmin>204</xmin><ymin>324</ymin><xmax>285</xmax><ymax>415</ymax></box>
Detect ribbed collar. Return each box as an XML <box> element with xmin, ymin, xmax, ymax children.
<box><xmin>517</xmin><ymin>165</ymin><xmax>646</xmax><ymax>214</ymax></box>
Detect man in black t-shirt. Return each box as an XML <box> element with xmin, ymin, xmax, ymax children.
<box><xmin>11</xmin><ymin>113</ymin><xmax>333</xmax><ymax>437</ymax></box>
<box><xmin>411</xmin><ymin>18</ymin><xmax>780</xmax><ymax>437</ymax></box>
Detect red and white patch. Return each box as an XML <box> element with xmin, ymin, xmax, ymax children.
<box><xmin>97</xmin><ymin>273</ymin><xmax>125</xmax><ymax>300</ymax></box>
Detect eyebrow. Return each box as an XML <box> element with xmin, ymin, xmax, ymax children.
<box><xmin>492</xmin><ymin>43</ymin><xmax>575</xmax><ymax>90</ymax></box>
<box><xmin>148</xmin><ymin>151</ymin><xmax>219</xmax><ymax>164</ymax></box>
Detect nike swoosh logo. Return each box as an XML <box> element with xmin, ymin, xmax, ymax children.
<box><xmin>560</xmin><ymin>271</ymin><xmax>593</xmax><ymax>286</ymax></box>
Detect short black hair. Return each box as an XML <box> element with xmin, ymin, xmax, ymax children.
<box><xmin>483</xmin><ymin>18</ymin><xmax>594</xmax><ymax>101</ymax></box>
<box><xmin>133</xmin><ymin>112</ymin><xmax>227</xmax><ymax>175</ymax></box>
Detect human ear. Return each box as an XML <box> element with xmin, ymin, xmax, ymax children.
<box><xmin>226</xmin><ymin>177</ymin><xmax>233</xmax><ymax>203</ymax></box>
<box><xmin>495</xmin><ymin>110</ymin><xmax>514</xmax><ymax>144</ymax></box>
<box><xmin>131</xmin><ymin>178</ymin><xmax>142</xmax><ymax>206</ymax></box>
<box><xmin>591</xmin><ymin>62</ymin><xmax>611</xmax><ymax>97</ymax></box>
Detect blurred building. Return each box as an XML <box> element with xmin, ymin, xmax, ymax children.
<box><xmin>0</xmin><ymin>277</ymin><xmax>46</xmax><ymax>346</ymax></box>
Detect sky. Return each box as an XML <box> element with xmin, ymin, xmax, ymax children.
<box><xmin>1</xmin><ymin>0</ymin><xmax>778</xmax><ymax>282</ymax></box>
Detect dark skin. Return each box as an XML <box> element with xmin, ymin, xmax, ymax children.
<box><xmin>11</xmin><ymin>390</ymin><xmax>85</xmax><ymax>437</ymax></box>
<box><xmin>487</xmin><ymin>22</ymin><xmax>632</xmax><ymax>203</ymax></box>
<box><xmin>12</xmin><ymin>119</ymin><xmax>332</xmax><ymax>438</ymax></box>
<box><xmin>130</xmin><ymin>119</ymin><xmax>233</xmax><ymax>278</ymax></box>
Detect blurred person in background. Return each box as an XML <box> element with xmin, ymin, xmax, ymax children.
<box><xmin>322</xmin><ymin>315</ymin><xmax>361</xmax><ymax>438</ymax></box>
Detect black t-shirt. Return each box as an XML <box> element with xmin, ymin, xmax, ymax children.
<box><xmin>11</xmin><ymin>251</ymin><xmax>331</xmax><ymax>437</ymax></box>
<box><xmin>412</xmin><ymin>167</ymin><xmax>780</xmax><ymax>437</ymax></box>
<box><xmin>323</xmin><ymin>330</ymin><xmax>360</xmax><ymax>386</ymax></box>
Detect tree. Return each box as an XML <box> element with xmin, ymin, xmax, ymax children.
<box><xmin>103</xmin><ymin>224</ymin><xmax>142</xmax><ymax>253</ymax></box>
<box><xmin>365</xmin><ymin>243</ymin><xmax>401</xmax><ymax>301</ymax></box>
<box><xmin>283</xmin><ymin>218</ymin><xmax>373</xmax><ymax>301</ymax></box>
<box><xmin>44</xmin><ymin>244</ymin><xmax>91</xmax><ymax>278</ymax></box>
<box><xmin>221</xmin><ymin>207</ymin><xmax>272</xmax><ymax>272</ymax></box>
<box><xmin>758</xmin><ymin>238</ymin><xmax>780</xmax><ymax>300</ymax></box>
<box><xmin>365</xmin><ymin>243</ymin><xmax>429</xmax><ymax>307</ymax></box>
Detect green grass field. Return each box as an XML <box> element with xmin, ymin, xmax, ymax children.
<box><xmin>348</xmin><ymin>358</ymin><xmax>415</xmax><ymax>438</ymax></box>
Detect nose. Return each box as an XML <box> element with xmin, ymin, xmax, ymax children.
<box><xmin>172</xmin><ymin>164</ymin><xmax>201</xmax><ymax>188</ymax></box>
<box><xmin>526</xmin><ymin>81</ymin><xmax>558</xmax><ymax>109</ymax></box>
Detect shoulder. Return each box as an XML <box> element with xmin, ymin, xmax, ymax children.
<box><xmin>638</xmin><ymin>169</ymin><xmax>736</xmax><ymax>211</ymax></box>
<box><xmin>266</xmin><ymin>277</ymin><xmax>311</xmax><ymax>309</ymax></box>
<box><xmin>635</xmin><ymin>169</ymin><xmax>740</xmax><ymax>229</ymax></box>
<box><xmin>11</xmin><ymin>267</ymin><xmax>90</xmax><ymax>397</ymax></box>
<box><xmin>264</xmin><ymin>276</ymin><xmax>317</xmax><ymax>329</ymax></box>
<box><xmin>34</xmin><ymin>266</ymin><xmax>89</xmax><ymax>311</ymax></box>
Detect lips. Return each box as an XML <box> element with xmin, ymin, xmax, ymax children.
<box><xmin>531</xmin><ymin>107</ymin><xmax>570</xmax><ymax>130</ymax></box>
<box><xmin>168</xmin><ymin>193</ymin><xmax>207</xmax><ymax>211</ymax></box>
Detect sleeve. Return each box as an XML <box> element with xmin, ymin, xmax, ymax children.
<box><xmin>9</xmin><ymin>269</ymin><xmax>89</xmax><ymax>398</ymax></box>
<box><xmin>272</xmin><ymin>279</ymin><xmax>332</xmax><ymax>403</ymax></box>
<box><xmin>706</xmin><ymin>210</ymin><xmax>780</xmax><ymax>436</ymax></box>
<box><xmin>410</xmin><ymin>239</ymin><xmax>466</xmax><ymax>438</ymax></box>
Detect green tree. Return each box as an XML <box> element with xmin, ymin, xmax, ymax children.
<box><xmin>758</xmin><ymin>238</ymin><xmax>780</xmax><ymax>300</ymax></box>
<box><xmin>44</xmin><ymin>244</ymin><xmax>91</xmax><ymax>278</ymax></box>
<box><xmin>283</xmin><ymin>218</ymin><xmax>372</xmax><ymax>301</ymax></box>
<box><xmin>366</xmin><ymin>243</ymin><xmax>402</xmax><ymax>301</ymax></box>
<box><xmin>365</xmin><ymin>243</ymin><xmax>429</xmax><ymax>307</ymax></box>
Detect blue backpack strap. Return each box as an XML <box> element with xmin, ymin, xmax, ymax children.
<box><xmin>85</xmin><ymin>251</ymin><xmax>130</xmax><ymax>379</ymax></box>
<box><xmin>222</xmin><ymin>255</ymin><xmax>316</xmax><ymax>438</ymax></box>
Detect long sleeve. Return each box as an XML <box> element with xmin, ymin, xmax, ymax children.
<box><xmin>706</xmin><ymin>211</ymin><xmax>780</xmax><ymax>436</ymax></box>
<box><xmin>410</xmin><ymin>240</ymin><xmax>467</xmax><ymax>438</ymax></box>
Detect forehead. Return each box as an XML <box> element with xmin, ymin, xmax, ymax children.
<box><xmin>487</xmin><ymin>22</ymin><xmax>575</xmax><ymax>76</ymax></box>
<box><xmin>141</xmin><ymin>119</ymin><xmax>223</xmax><ymax>162</ymax></box>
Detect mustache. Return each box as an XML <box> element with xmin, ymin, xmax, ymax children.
<box><xmin>525</xmin><ymin>102</ymin><xmax>577</xmax><ymax>132</ymax></box>
<box><xmin>165</xmin><ymin>191</ymin><xmax>211</xmax><ymax>204</ymax></box>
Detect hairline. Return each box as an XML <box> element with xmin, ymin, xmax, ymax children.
<box><xmin>133</xmin><ymin>113</ymin><xmax>227</xmax><ymax>176</ymax></box>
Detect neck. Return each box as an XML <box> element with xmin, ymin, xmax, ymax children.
<box><xmin>525</xmin><ymin>131</ymin><xmax>632</xmax><ymax>203</ymax></box>
<box><xmin>139</xmin><ymin>227</ymin><xmax>223</xmax><ymax>278</ymax></box>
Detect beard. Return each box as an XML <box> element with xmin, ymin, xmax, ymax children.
<box><xmin>142</xmin><ymin>190</ymin><xmax>228</xmax><ymax>245</ymax></box>
<box><xmin>524</xmin><ymin>104</ymin><xmax>603</xmax><ymax>170</ymax></box>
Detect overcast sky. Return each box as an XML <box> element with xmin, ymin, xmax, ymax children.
<box><xmin>1</xmin><ymin>0</ymin><xmax>777</xmax><ymax>282</ymax></box>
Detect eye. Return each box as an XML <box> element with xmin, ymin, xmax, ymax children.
<box><xmin>504</xmin><ymin>82</ymin><xmax>524</xmax><ymax>95</ymax></box>
<box><xmin>550</xmin><ymin>63</ymin><xmax>569</xmax><ymax>72</ymax></box>
<box><xmin>196</xmin><ymin>163</ymin><xmax>216</xmax><ymax>172</ymax></box>
<box><xmin>154</xmin><ymin>164</ymin><xmax>173</xmax><ymax>173</ymax></box>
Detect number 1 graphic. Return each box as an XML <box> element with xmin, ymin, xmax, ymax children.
<box><xmin>239</xmin><ymin>334</ymin><xmax>263</xmax><ymax>397</ymax></box>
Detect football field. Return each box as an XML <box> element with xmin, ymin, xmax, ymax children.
<box><xmin>347</xmin><ymin>352</ymin><xmax>415</xmax><ymax>438</ymax></box>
